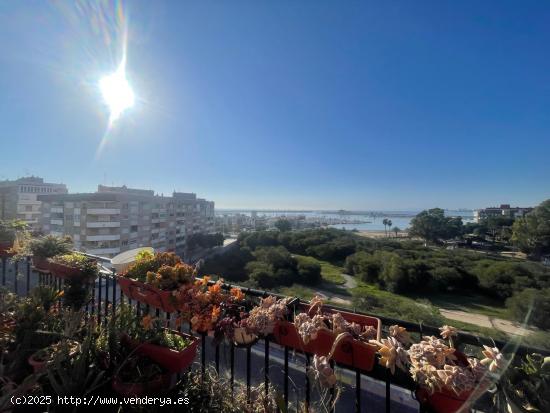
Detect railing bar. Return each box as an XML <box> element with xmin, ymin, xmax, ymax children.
<box><xmin>201</xmin><ymin>332</ymin><xmax>206</xmax><ymax>376</ymax></box>
<box><xmin>330</xmin><ymin>360</ymin><xmax>335</xmax><ymax>413</ymax></box>
<box><xmin>230</xmin><ymin>342</ymin><xmax>235</xmax><ymax>395</ymax></box>
<box><xmin>215</xmin><ymin>344</ymin><xmax>220</xmax><ymax>374</ymax></box>
<box><xmin>14</xmin><ymin>261</ymin><xmax>18</xmax><ymax>295</ymax></box>
<box><xmin>284</xmin><ymin>346</ymin><xmax>289</xmax><ymax>409</ymax></box>
<box><xmin>91</xmin><ymin>275</ymin><xmax>96</xmax><ymax>315</ymax></box>
<box><xmin>246</xmin><ymin>345</ymin><xmax>251</xmax><ymax>403</ymax></box>
<box><xmin>305</xmin><ymin>353</ymin><xmax>310</xmax><ymax>411</ymax></box>
<box><xmin>97</xmin><ymin>273</ymin><xmax>103</xmax><ymax>325</ymax></box>
<box><xmin>26</xmin><ymin>257</ymin><xmax>31</xmax><ymax>295</ymax></box>
<box><xmin>355</xmin><ymin>370</ymin><xmax>361</xmax><ymax>413</ymax></box>
<box><xmin>385</xmin><ymin>369</ymin><xmax>391</xmax><ymax>413</ymax></box>
<box><xmin>1</xmin><ymin>257</ymin><xmax>5</xmax><ymax>286</ymax></box>
<box><xmin>104</xmin><ymin>275</ymin><xmax>110</xmax><ymax>324</ymax></box>
<box><xmin>112</xmin><ymin>273</ymin><xmax>117</xmax><ymax>316</ymax></box>
<box><xmin>264</xmin><ymin>338</ymin><xmax>270</xmax><ymax>399</ymax></box>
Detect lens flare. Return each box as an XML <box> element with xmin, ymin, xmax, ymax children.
<box><xmin>99</xmin><ymin>60</ymin><xmax>134</xmax><ymax>123</ymax></box>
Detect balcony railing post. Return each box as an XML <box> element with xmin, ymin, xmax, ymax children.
<box><xmin>385</xmin><ymin>368</ymin><xmax>391</xmax><ymax>413</ymax></box>
<box><xmin>230</xmin><ymin>342</ymin><xmax>235</xmax><ymax>395</ymax></box>
<box><xmin>264</xmin><ymin>338</ymin><xmax>269</xmax><ymax>399</ymax></box>
<box><xmin>305</xmin><ymin>353</ymin><xmax>311</xmax><ymax>411</ymax></box>
<box><xmin>201</xmin><ymin>332</ymin><xmax>206</xmax><ymax>376</ymax></box>
<box><xmin>112</xmin><ymin>271</ymin><xmax>117</xmax><ymax>317</ymax></box>
<box><xmin>104</xmin><ymin>274</ymin><xmax>110</xmax><ymax>325</ymax></box>
<box><xmin>284</xmin><ymin>346</ymin><xmax>289</xmax><ymax>409</ymax></box>
<box><xmin>246</xmin><ymin>345</ymin><xmax>251</xmax><ymax>403</ymax></box>
<box><xmin>1</xmin><ymin>257</ymin><xmax>5</xmax><ymax>286</ymax></box>
<box><xmin>26</xmin><ymin>257</ymin><xmax>31</xmax><ymax>295</ymax></box>
<box><xmin>97</xmin><ymin>273</ymin><xmax>103</xmax><ymax>325</ymax></box>
<box><xmin>14</xmin><ymin>260</ymin><xmax>18</xmax><ymax>295</ymax></box>
<box><xmin>355</xmin><ymin>370</ymin><xmax>361</xmax><ymax>413</ymax></box>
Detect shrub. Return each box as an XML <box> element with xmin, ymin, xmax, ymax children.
<box><xmin>296</xmin><ymin>259</ymin><xmax>322</xmax><ymax>285</ymax></box>
<box><xmin>506</xmin><ymin>288</ymin><xmax>550</xmax><ymax>330</ymax></box>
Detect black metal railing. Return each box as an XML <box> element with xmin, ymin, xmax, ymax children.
<box><xmin>1</xmin><ymin>255</ymin><xmax>547</xmax><ymax>412</ymax></box>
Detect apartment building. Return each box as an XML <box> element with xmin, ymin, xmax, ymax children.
<box><xmin>474</xmin><ymin>204</ymin><xmax>533</xmax><ymax>222</ymax></box>
<box><xmin>38</xmin><ymin>185</ymin><xmax>215</xmax><ymax>259</ymax></box>
<box><xmin>0</xmin><ymin>177</ymin><xmax>67</xmax><ymax>228</ymax></box>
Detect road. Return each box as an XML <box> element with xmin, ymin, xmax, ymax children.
<box><xmin>438</xmin><ymin>309</ymin><xmax>535</xmax><ymax>337</ymax></box>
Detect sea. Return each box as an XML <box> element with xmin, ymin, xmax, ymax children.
<box><xmin>215</xmin><ymin>210</ymin><xmax>475</xmax><ymax>232</ymax></box>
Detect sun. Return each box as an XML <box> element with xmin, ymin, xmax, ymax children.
<box><xmin>99</xmin><ymin>62</ymin><xmax>135</xmax><ymax>123</ymax></box>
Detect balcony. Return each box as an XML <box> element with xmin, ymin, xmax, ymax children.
<box><xmin>85</xmin><ymin>234</ymin><xmax>121</xmax><ymax>241</ymax></box>
<box><xmin>86</xmin><ymin>221</ymin><xmax>121</xmax><ymax>228</ymax></box>
<box><xmin>87</xmin><ymin>208</ymin><xmax>121</xmax><ymax>215</ymax></box>
<box><xmin>50</xmin><ymin>219</ymin><xmax>63</xmax><ymax>225</ymax></box>
<box><xmin>50</xmin><ymin>207</ymin><xmax>63</xmax><ymax>213</ymax></box>
<box><xmin>1</xmin><ymin>255</ymin><xmax>546</xmax><ymax>413</ymax></box>
<box><xmin>84</xmin><ymin>247</ymin><xmax>120</xmax><ymax>255</ymax></box>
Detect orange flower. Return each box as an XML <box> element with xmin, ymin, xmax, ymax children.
<box><xmin>142</xmin><ymin>315</ymin><xmax>153</xmax><ymax>330</ymax></box>
<box><xmin>230</xmin><ymin>287</ymin><xmax>245</xmax><ymax>301</ymax></box>
<box><xmin>201</xmin><ymin>275</ymin><xmax>211</xmax><ymax>286</ymax></box>
<box><xmin>211</xmin><ymin>305</ymin><xmax>221</xmax><ymax>321</ymax></box>
<box><xmin>208</xmin><ymin>282</ymin><xmax>222</xmax><ymax>294</ymax></box>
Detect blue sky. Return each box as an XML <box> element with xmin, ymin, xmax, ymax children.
<box><xmin>1</xmin><ymin>1</ymin><xmax>549</xmax><ymax>210</ymax></box>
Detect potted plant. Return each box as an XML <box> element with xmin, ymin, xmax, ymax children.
<box><xmin>48</xmin><ymin>252</ymin><xmax>97</xmax><ymax>280</ymax></box>
<box><xmin>246</xmin><ymin>295</ymin><xmax>293</xmax><ymax>339</ymax></box>
<box><xmin>371</xmin><ymin>324</ymin><xmax>499</xmax><ymax>413</ymax></box>
<box><xmin>272</xmin><ymin>296</ymin><xmax>381</xmax><ymax>371</ymax></box>
<box><xmin>121</xmin><ymin>314</ymin><xmax>199</xmax><ymax>373</ymax></box>
<box><xmin>112</xmin><ymin>354</ymin><xmax>172</xmax><ymax>397</ymax></box>
<box><xmin>494</xmin><ymin>353</ymin><xmax>550</xmax><ymax>413</ymax></box>
<box><xmin>214</xmin><ymin>287</ymin><xmax>258</xmax><ymax>347</ymax></box>
<box><xmin>0</xmin><ymin>220</ymin><xmax>26</xmax><ymax>257</ymax></box>
<box><xmin>117</xmin><ymin>251</ymin><xmax>195</xmax><ymax>312</ymax></box>
<box><xmin>26</xmin><ymin>235</ymin><xmax>72</xmax><ymax>272</ymax></box>
<box><xmin>28</xmin><ymin>340</ymin><xmax>80</xmax><ymax>373</ymax></box>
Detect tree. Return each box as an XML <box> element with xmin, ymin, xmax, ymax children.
<box><xmin>387</xmin><ymin>220</ymin><xmax>392</xmax><ymax>237</ymax></box>
<box><xmin>382</xmin><ymin>219</ymin><xmax>389</xmax><ymax>236</ymax></box>
<box><xmin>408</xmin><ymin>208</ymin><xmax>463</xmax><ymax>245</ymax></box>
<box><xmin>392</xmin><ymin>226</ymin><xmax>401</xmax><ymax>238</ymax></box>
<box><xmin>274</xmin><ymin>219</ymin><xmax>292</xmax><ymax>232</ymax></box>
<box><xmin>512</xmin><ymin>200</ymin><xmax>550</xmax><ymax>257</ymax></box>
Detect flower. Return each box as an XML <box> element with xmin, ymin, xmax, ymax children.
<box><xmin>211</xmin><ymin>305</ymin><xmax>221</xmax><ymax>322</ymax></box>
<box><xmin>374</xmin><ymin>337</ymin><xmax>409</xmax><ymax>374</ymax></box>
<box><xmin>389</xmin><ymin>325</ymin><xmax>411</xmax><ymax>345</ymax></box>
<box><xmin>141</xmin><ymin>315</ymin><xmax>153</xmax><ymax>330</ymax></box>
<box><xmin>230</xmin><ymin>287</ymin><xmax>245</xmax><ymax>301</ymax></box>
<box><xmin>200</xmin><ymin>276</ymin><xmax>211</xmax><ymax>286</ymax></box>
<box><xmin>208</xmin><ymin>282</ymin><xmax>222</xmax><ymax>294</ymax></box>
<box><xmin>439</xmin><ymin>325</ymin><xmax>458</xmax><ymax>340</ymax></box>
<box><xmin>480</xmin><ymin>345</ymin><xmax>504</xmax><ymax>372</ymax></box>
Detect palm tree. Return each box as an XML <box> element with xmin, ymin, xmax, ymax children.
<box><xmin>392</xmin><ymin>226</ymin><xmax>401</xmax><ymax>238</ymax></box>
<box><xmin>382</xmin><ymin>218</ymin><xmax>388</xmax><ymax>236</ymax></box>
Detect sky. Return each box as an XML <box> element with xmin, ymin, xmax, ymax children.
<box><xmin>1</xmin><ymin>1</ymin><xmax>549</xmax><ymax>210</ymax></box>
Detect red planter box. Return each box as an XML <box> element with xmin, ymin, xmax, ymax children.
<box><xmin>32</xmin><ymin>256</ymin><xmax>50</xmax><ymax>273</ymax></box>
<box><xmin>0</xmin><ymin>242</ymin><xmax>13</xmax><ymax>258</ymax></box>
<box><xmin>48</xmin><ymin>261</ymin><xmax>95</xmax><ymax>281</ymax></box>
<box><xmin>416</xmin><ymin>387</ymin><xmax>472</xmax><ymax>413</ymax></box>
<box><xmin>272</xmin><ymin>306</ymin><xmax>381</xmax><ymax>372</ymax></box>
<box><xmin>117</xmin><ymin>276</ymin><xmax>177</xmax><ymax>313</ymax></box>
<box><xmin>122</xmin><ymin>330</ymin><xmax>199</xmax><ymax>373</ymax></box>
<box><xmin>112</xmin><ymin>373</ymin><xmax>172</xmax><ymax>397</ymax></box>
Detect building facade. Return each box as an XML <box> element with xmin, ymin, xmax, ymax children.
<box><xmin>0</xmin><ymin>177</ymin><xmax>67</xmax><ymax>228</ymax></box>
<box><xmin>38</xmin><ymin>185</ymin><xmax>215</xmax><ymax>259</ymax></box>
<box><xmin>474</xmin><ymin>204</ymin><xmax>533</xmax><ymax>223</ymax></box>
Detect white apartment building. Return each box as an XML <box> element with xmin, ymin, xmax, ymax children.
<box><xmin>0</xmin><ymin>177</ymin><xmax>67</xmax><ymax>228</ymax></box>
<box><xmin>38</xmin><ymin>185</ymin><xmax>215</xmax><ymax>259</ymax></box>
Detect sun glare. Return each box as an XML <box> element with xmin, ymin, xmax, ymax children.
<box><xmin>99</xmin><ymin>62</ymin><xmax>135</xmax><ymax>123</ymax></box>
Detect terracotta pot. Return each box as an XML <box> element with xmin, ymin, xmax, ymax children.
<box><xmin>121</xmin><ymin>330</ymin><xmax>199</xmax><ymax>373</ymax></box>
<box><xmin>416</xmin><ymin>387</ymin><xmax>472</xmax><ymax>413</ymax></box>
<box><xmin>112</xmin><ymin>373</ymin><xmax>172</xmax><ymax>397</ymax></box>
<box><xmin>32</xmin><ymin>256</ymin><xmax>50</xmax><ymax>272</ymax></box>
<box><xmin>117</xmin><ymin>276</ymin><xmax>177</xmax><ymax>313</ymax></box>
<box><xmin>28</xmin><ymin>354</ymin><xmax>48</xmax><ymax>373</ymax></box>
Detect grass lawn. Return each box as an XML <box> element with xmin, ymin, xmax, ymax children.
<box><xmin>293</xmin><ymin>254</ymin><xmax>345</xmax><ymax>284</ymax></box>
<box><xmin>406</xmin><ymin>291</ymin><xmax>510</xmax><ymax>320</ymax></box>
